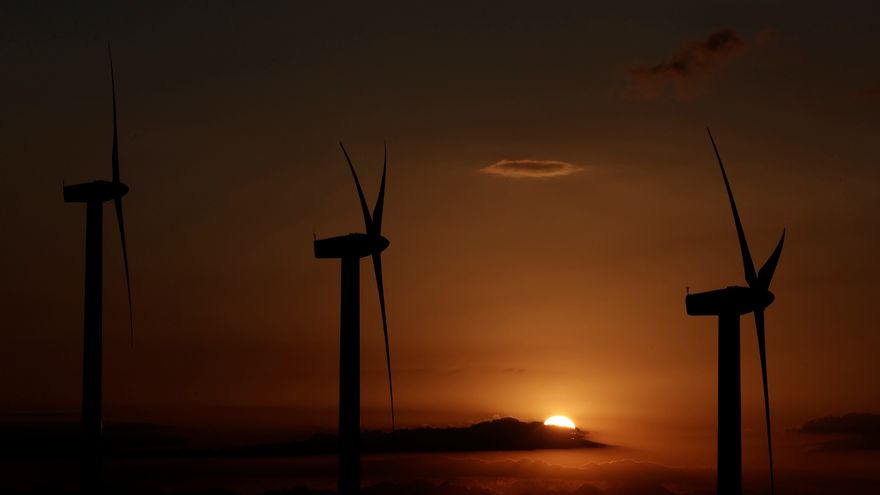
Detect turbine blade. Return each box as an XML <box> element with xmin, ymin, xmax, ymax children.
<box><xmin>372</xmin><ymin>142</ymin><xmax>387</xmax><ymax>234</ymax></box>
<box><xmin>707</xmin><ymin>128</ymin><xmax>757</xmax><ymax>287</ymax></box>
<box><xmin>371</xmin><ymin>252</ymin><xmax>395</xmax><ymax>431</ymax></box>
<box><xmin>755</xmin><ymin>309</ymin><xmax>776</xmax><ymax>495</ymax></box>
<box><xmin>115</xmin><ymin>198</ymin><xmax>134</xmax><ymax>346</ymax></box>
<box><xmin>339</xmin><ymin>142</ymin><xmax>374</xmax><ymax>234</ymax></box>
<box><xmin>758</xmin><ymin>230</ymin><xmax>786</xmax><ymax>290</ymax></box>
<box><xmin>109</xmin><ymin>43</ymin><xmax>120</xmax><ymax>184</ymax></box>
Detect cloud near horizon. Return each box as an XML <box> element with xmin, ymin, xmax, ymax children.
<box><xmin>237</xmin><ymin>417</ymin><xmax>606</xmax><ymax>456</ymax></box>
<box><xmin>480</xmin><ymin>160</ymin><xmax>581</xmax><ymax>178</ymax></box>
<box><xmin>625</xmin><ymin>29</ymin><xmax>752</xmax><ymax>100</ymax></box>
<box><xmin>796</xmin><ymin>412</ymin><xmax>880</xmax><ymax>451</ymax></box>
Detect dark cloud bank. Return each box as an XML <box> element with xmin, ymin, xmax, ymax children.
<box><xmin>0</xmin><ymin>417</ymin><xmax>603</xmax><ymax>458</ymax></box>
<box><xmin>631</xmin><ymin>29</ymin><xmax>744</xmax><ymax>80</ymax></box>
<box><xmin>235</xmin><ymin>417</ymin><xmax>605</xmax><ymax>456</ymax></box>
<box><xmin>797</xmin><ymin>412</ymin><xmax>880</xmax><ymax>451</ymax></box>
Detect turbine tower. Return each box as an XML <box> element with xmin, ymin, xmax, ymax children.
<box><xmin>314</xmin><ymin>142</ymin><xmax>395</xmax><ymax>495</ymax></box>
<box><xmin>686</xmin><ymin>129</ymin><xmax>783</xmax><ymax>495</ymax></box>
<box><xmin>63</xmin><ymin>45</ymin><xmax>133</xmax><ymax>488</ymax></box>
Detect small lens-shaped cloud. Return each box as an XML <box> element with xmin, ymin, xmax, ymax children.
<box><xmin>480</xmin><ymin>159</ymin><xmax>581</xmax><ymax>179</ymax></box>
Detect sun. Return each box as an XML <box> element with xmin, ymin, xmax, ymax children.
<box><xmin>544</xmin><ymin>415</ymin><xmax>576</xmax><ymax>429</ymax></box>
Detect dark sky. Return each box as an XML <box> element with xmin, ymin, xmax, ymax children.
<box><xmin>1</xmin><ymin>0</ymin><xmax>879</xmax><ymax>472</ymax></box>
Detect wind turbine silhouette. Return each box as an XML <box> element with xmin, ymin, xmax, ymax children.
<box><xmin>314</xmin><ymin>142</ymin><xmax>395</xmax><ymax>495</ymax></box>
<box><xmin>686</xmin><ymin>129</ymin><xmax>783</xmax><ymax>495</ymax></box>
<box><xmin>63</xmin><ymin>45</ymin><xmax>133</xmax><ymax>487</ymax></box>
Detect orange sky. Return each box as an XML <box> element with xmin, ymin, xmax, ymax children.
<box><xmin>1</xmin><ymin>2</ymin><xmax>879</xmax><ymax>472</ymax></box>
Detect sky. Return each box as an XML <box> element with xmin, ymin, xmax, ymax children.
<box><xmin>1</xmin><ymin>0</ymin><xmax>879</xmax><ymax>489</ymax></box>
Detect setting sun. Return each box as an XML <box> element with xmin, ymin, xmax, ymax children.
<box><xmin>543</xmin><ymin>415</ymin><xmax>576</xmax><ymax>429</ymax></box>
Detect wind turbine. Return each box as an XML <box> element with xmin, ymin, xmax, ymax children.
<box><xmin>685</xmin><ymin>129</ymin><xmax>783</xmax><ymax>495</ymax></box>
<box><xmin>314</xmin><ymin>142</ymin><xmax>395</xmax><ymax>495</ymax></box>
<box><xmin>63</xmin><ymin>45</ymin><xmax>133</xmax><ymax>482</ymax></box>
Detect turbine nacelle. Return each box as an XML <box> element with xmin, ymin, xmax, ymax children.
<box><xmin>63</xmin><ymin>180</ymin><xmax>129</xmax><ymax>204</ymax></box>
<box><xmin>686</xmin><ymin>286</ymin><xmax>775</xmax><ymax>316</ymax></box>
<box><xmin>314</xmin><ymin>233</ymin><xmax>390</xmax><ymax>259</ymax></box>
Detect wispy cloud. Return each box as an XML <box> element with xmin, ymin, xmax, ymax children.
<box><xmin>633</xmin><ymin>29</ymin><xmax>744</xmax><ymax>78</ymax></box>
<box><xmin>480</xmin><ymin>160</ymin><xmax>581</xmax><ymax>179</ymax></box>
<box><xmin>624</xmin><ymin>29</ymin><xmax>764</xmax><ymax>100</ymax></box>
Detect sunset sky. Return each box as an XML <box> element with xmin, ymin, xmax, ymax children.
<box><xmin>2</xmin><ymin>1</ymin><xmax>879</xmax><ymax>489</ymax></box>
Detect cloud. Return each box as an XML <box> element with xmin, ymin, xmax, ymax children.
<box><xmin>625</xmin><ymin>29</ymin><xmax>748</xmax><ymax>100</ymax></box>
<box><xmin>236</xmin><ymin>417</ymin><xmax>606</xmax><ymax>456</ymax></box>
<box><xmin>480</xmin><ymin>160</ymin><xmax>581</xmax><ymax>178</ymax></box>
<box><xmin>796</xmin><ymin>412</ymin><xmax>880</xmax><ymax>451</ymax></box>
<box><xmin>368</xmin><ymin>417</ymin><xmax>606</xmax><ymax>452</ymax></box>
